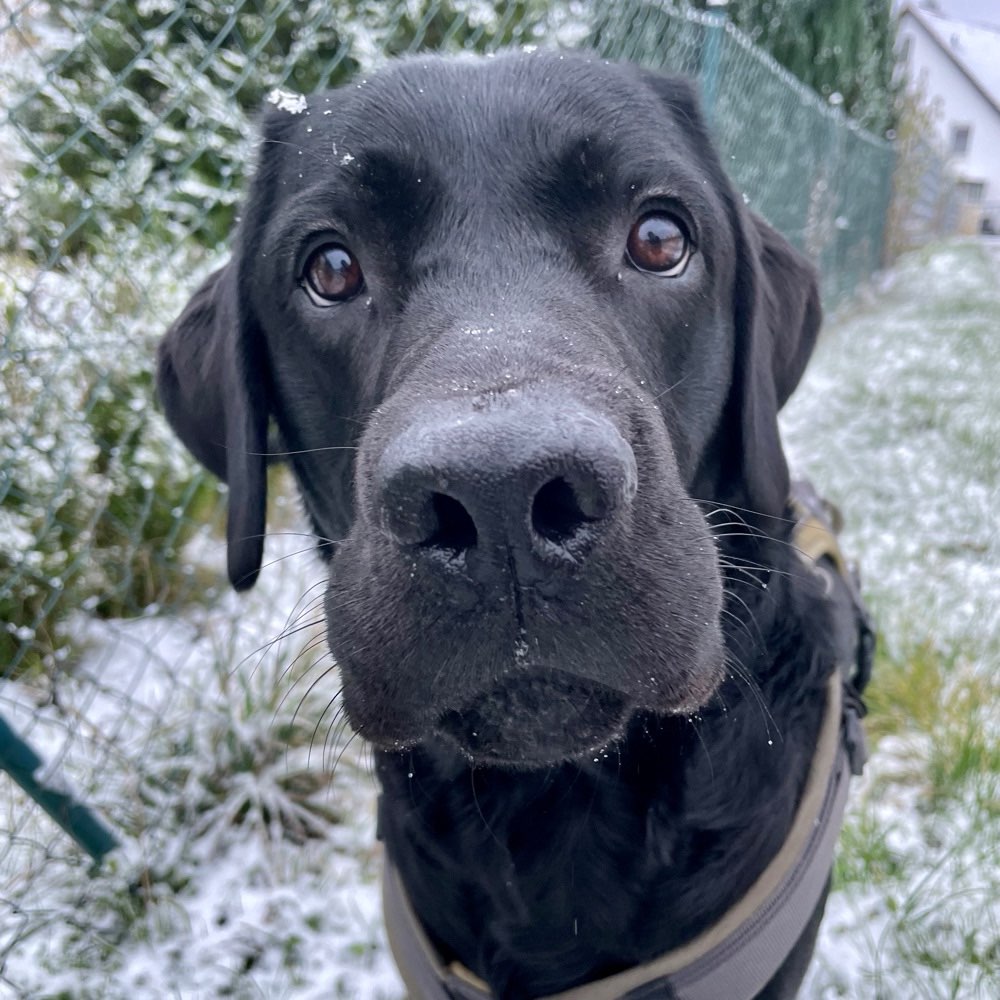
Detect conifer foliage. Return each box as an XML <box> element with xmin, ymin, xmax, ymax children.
<box><xmin>691</xmin><ymin>0</ymin><xmax>898</xmax><ymax>133</ymax></box>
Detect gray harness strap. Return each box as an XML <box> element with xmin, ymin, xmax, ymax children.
<box><xmin>383</xmin><ymin>861</ymin><xmax>488</xmax><ymax>1000</ymax></box>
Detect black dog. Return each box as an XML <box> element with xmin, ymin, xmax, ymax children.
<box><xmin>158</xmin><ymin>52</ymin><xmax>870</xmax><ymax>999</ymax></box>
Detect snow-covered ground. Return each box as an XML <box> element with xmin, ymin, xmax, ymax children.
<box><xmin>1</xmin><ymin>240</ymin><xmax>997</xmax><ymax>998</ymax></box>
<box><xmin>786</xmin><ymin>240</ymin><xmax>999</xmax><ymax>999</ymax></box>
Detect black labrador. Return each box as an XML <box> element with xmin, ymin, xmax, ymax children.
<box><xmin>158</xmin><ymin>52</ymin><xmax>869</xmax><ymax>999</ymax></box>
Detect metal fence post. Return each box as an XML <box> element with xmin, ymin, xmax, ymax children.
<box><xmin>699</xmin><ymin>11</ymin><xmax>726</xmax><ymax>126</ymax></box>
<box><xmin>0</xmin><ymin>714</ymin><xmax>119</xmax><ymax>864</ymax></box>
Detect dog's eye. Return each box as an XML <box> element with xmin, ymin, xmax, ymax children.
<box><xmin>302</xmin><ymin>244</ymin><xmax>364</xmax><ymax>305</ymax></box>
<box><xmin>626</xmin><ymin>213</ymin><xmax>692</xmax><ymax>277</ymax></box>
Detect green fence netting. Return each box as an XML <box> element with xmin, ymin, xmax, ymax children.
<box><xmin>1</xmin><ymin>0</ymin><xmax>895</xmax><ymax>988</ymax></box>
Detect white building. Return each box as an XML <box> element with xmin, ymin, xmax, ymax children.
<box><xmin>897</xmin><ymin>2</ymin><xmax>1000</xmax><ymax>232</ymax></box>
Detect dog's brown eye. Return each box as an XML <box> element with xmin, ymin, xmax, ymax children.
<box><xmin>626</xmin><ymin>213</ymin><xmax>691</xmax><ymax>276</ymax></box>
<box><xmin>302</xmin><ymin>244</ymin><xmax>364</xmax><ymax>304</ymax></box>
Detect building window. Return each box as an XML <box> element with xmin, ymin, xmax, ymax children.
<box><xmin>957</xmin><ymin>181</ymin><xmax>985</xmax><ymax>203</ymax></box>
<box><xmin>951</xmin><ymin>124</ymin><xmax>971</xmax><ymax>155</ymax></box>
<box><xmin>898</xmin><ymin>35</ymin><xmax>911</xmax><ymax>64</ymax></box>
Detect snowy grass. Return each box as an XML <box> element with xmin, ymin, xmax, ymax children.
<box><xmin>785</xmin><ymin>239</ymin><xmax>1000</xmax><ymax>999</ymax></box>
<box><xmin>1</xmin><ymin>515</ymin><xmax>404</xmax><ymax>999</ymax></box>
<box><xmin>2</xmin><ymin>240</ymin><xmax>998</xmax><ymax>998</ymax></box>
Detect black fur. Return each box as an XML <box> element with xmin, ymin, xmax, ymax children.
<box><xmin>158</xmin><ymin>52</ymin><xmax>839</xmax><ymax>999</ymax></box>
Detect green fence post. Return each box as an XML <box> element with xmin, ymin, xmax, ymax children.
<box><xmin>0</xmin><ymin>714</ymin><xmax>119</xmax><ymax>863</ymax></box>
<box><xmin>699</xmin><ymin>11</ymin><xmax>726</xmax><ymax>126</ymax></box>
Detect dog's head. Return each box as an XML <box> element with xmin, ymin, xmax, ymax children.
<box><xmin>158</xmin><ymin>52</ymin><xmax>820</xmax><ymax>766</ymax></box>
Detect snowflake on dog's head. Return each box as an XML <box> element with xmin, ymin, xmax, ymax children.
<box><xmin>266</xmin><ymin>89</ymin><xmax>308</xmax><ymax>115</ymax></box>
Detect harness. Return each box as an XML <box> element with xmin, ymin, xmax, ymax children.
<box><xmin>382</xmin><ymin>483</ymin><xmax>873</xmax><ymax>1000</ymax></box>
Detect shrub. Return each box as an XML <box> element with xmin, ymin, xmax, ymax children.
<box><xmin>0</xmin><ymin>248</ymin><xmax>221</xmax><ymax>676</ymax></box>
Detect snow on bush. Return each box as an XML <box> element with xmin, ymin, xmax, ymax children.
<box><xmin>0</xmin><ymin>245</ymin><xmax>223</xmax><ymax>675</ymax></box>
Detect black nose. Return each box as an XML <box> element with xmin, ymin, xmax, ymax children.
<box><xmin>376</xmin><ymin>398</ymin><xmax>637</xmax><ymax>583</ymax></box>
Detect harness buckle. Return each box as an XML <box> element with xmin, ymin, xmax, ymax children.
<box><xmin>842</xmin><ymin>686</ymin><xmax>869</xmax><ymax>777</ymax></box>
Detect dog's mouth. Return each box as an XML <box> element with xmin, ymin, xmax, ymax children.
<box><xmin>434</xmin><ymin>669</ymin><xmax>631</xmax><ymax>766</ymax></box>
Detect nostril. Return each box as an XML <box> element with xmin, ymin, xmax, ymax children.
<box><xmin>378</xmin><ymin>406</ymin><xmax>636</xmax><ymax>571</ymax></box>
<box><xmin>531</xmin><ymin>477</ymin><xmax>592</xmax><ymax>546</ymax></box>
<box><xmin>424</xmin><ymin>492</ymin><xmax>478</xmax><ymax>553</ymax></box>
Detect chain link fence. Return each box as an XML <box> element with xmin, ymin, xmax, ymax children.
<box><xmin>2</xmin><ymin>1</ymin><xmax>896</xmax><ymax>991</ymax></box>
<box><xmin>883</xmin><ymin>92</ymin><xmax>963</xmax><ymax>259</ymax></box>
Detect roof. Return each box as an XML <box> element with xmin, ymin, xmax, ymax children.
<box><xmin>900</xmin><ymin>3</ymin><xmax>1000</xmax><ymax>116</ymax></box>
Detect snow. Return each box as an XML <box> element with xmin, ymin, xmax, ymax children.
<box><xmin>268</xmin><ymin>89</ymin><xmax>310</xmax><ymax>115</ymax></box>
<box><xmin>782</xmin><ymin>241</ymin><xmax>1000</xmax><ymax>665</ymax></box>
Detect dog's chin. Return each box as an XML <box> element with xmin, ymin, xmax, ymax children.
<box><xmin>432</xmin><ymin>671</ymin><xmax>632</xmax><ymax>767</ymax></box>
<box><xmin>432</xmin><ymin>656</ymin><xmax>724</xmax><ymax>767</ymax></box>
<box><xmin>348</xmin><ymin>647</ymin><xmax>729</xmax><ymax>767</ymax></box>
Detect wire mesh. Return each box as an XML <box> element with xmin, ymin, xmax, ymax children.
<box><xmin>1</xmin><ymin>0</ymin><xmax>903</xmax><ymax>989</ymax></box>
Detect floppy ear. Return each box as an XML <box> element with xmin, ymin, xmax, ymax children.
<box><xmin>722</xmin><ymin>207</ymin><xmax>822</xmax><ymax>521</ymax></box>
<box><xmin>752</xmin><ymin>214</ymin><xmax>823</xmax><ymax>409</ymax></box>
<box><xmin>157</xmin><ymin>261</ymin><xmax>268</xmax><ymax>591</ymax></box>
